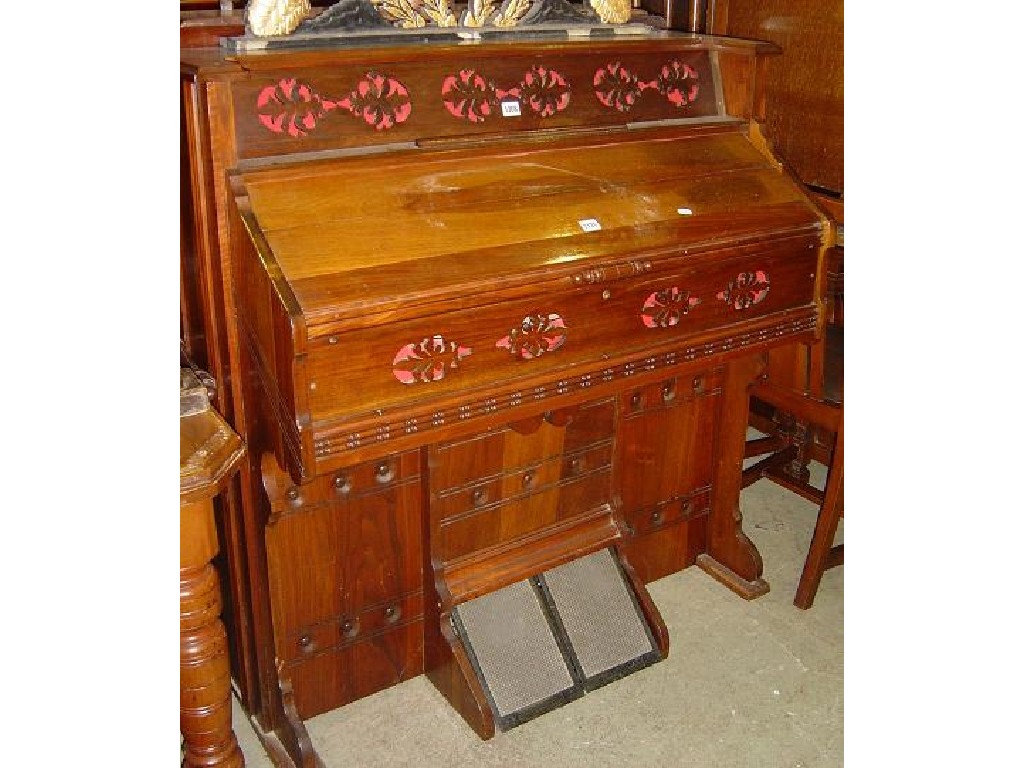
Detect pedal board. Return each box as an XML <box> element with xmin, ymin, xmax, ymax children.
<box><xmin>451</xmin><ymin>548</ymin><xmax>663</xmax><ymax>731</ymax></box>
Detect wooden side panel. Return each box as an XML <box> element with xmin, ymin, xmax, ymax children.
<box><xmin>265</xmin><ymin>453</ymin><xmax>423</xmax><ymax>645</ymax></box>
<box><xmin>716</xmin><ymin>50</ymin><xmax>756</xmax><ymax>121</ymax></box>
<box><xmin>616</xmin><ymin>368</ymin><xmax>720</xmax><ymax>581</ymax></box>
<box><xmin>282</xmin><ymin>620</ymin><xmax>424</xmax><ymax>720</ymax></box>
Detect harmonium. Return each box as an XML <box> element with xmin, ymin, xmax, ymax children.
<box><xmin>180</xmin><ymin>2</ymin><xmax>834</xmax><ymax>765</ymax></box>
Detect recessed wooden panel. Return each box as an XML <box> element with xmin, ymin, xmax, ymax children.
<box><xmin>617</xmin><ymin>372</ymin><xmax>720</xmax><ymax>514</ymax></box>
<box><xmin>620</xmin><ymin>516</ymin><xmax>707</xmax><ymax>584</ymax></box>
<box><xmin>439</xmin><ymin>472</ymin><xmax>613</xmax><ymax>563</ymax></box>
<box><xmin>283</xmin><ymin>619</ymin><xmax>424</xmax><ymax>720</ymax></box>
<box><xmin>265</xmin><ymin>470</ymin><xmax>424</xmax><ymax>647</ymax></box>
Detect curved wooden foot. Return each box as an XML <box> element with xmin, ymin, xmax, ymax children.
<box><xmin>696</xmin><ymin>553</ymin><xmax>769</xmax><ymax>599</ymax></box>
<box><xmin>271</xmin><ymin>664</ymin><xmax>323</xmax><ymax>768</ymax></box>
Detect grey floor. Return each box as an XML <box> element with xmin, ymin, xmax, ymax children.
<box><xmin>232</xmin><ymin>465</ymin><xmax>843</xmax><ymax>768</ymax></box>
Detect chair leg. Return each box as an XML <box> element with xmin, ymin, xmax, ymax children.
<box><xmin>794</xmin><ymin>414</ymin><xmax>844</xmax><ymax>609</ymax></box>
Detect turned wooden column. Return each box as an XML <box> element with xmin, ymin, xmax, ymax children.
<box><xmin>181</xmin><ymin>370</ymin><xmax>246</xmax><ymax>768</ymax></box>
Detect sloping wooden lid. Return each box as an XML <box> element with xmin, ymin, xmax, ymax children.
<box><xmin>235</xmin><ymin>124</ymin><xmax>821</xmax><ymax>329</ymax></box>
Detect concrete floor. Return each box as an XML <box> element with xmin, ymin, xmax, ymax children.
<box><xmin>232</xmin><ymin>466</ymin><xmax>843</xmax><ymax>767</ymax></box>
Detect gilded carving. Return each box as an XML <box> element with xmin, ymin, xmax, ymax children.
<box><xmin>588</xmin><ymin>0</ymin><xmax>630</xmax><ymax>24</ymax></box>
<box><xmin>461</xmin><ymin>0</ymin><xmax>499</xmax><ymax>26</ymax></box>
<box><xmin>246</xmin><ymin>0</ymin><xmax>311</xmax><ymax>36</ymax></box>
<box><xmin>492</xmin><ymin>0</ymin><xmax>531</xmax><ymax>26</ymax></box>
<box><xmin>244</xmin><ymin>0</ymin><xmax>624</xmax><ymax>36</ymax></box>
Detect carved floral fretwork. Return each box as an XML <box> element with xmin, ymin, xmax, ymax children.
<box><xmin>497</xmin><ymin>313</ymin><xmax>568</xmax><ymax>359</ymax></box>
<box><xmin>717</xmin><ymin>270</ymin><xmax>770</xmax><ymax>310</ymax></box>
<box><xmin>392</xmin><ymin>335</ymin><xmax>473</xmax><ymax>383</ymax></box>
<box><xmin>641</xmin><ymin>287</ymin><xmax>701</xmax><ymax>328</ymax></box>
<box><xmin>256</xmin><ymin>73</ymin><xmax>412</xmax><ymax>136</ymax></box>
<box><xmin>441</xmin><ymin>66</ymin><xmax>571</xmax><ymax>122</ymax></box>
<box><xmin>593</xmin><ymin>59</ymin><xmax>700</xmax><ymax>113</ymax></box>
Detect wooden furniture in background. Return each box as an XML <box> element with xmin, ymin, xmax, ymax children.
<box><xmin>181</xmin><ymin>12</ymin><xmax>834</xmax><ymax>766</ymax></box>
<box><xmin>749</xmin><ymin>379</ymin><xmax>844</xmax><ymax>608</ymax></box>
<box><xmin>181</xmin><ymin>368</ymin><xmax>247</xmax><ymax>768</ymax></box>
<box><xmin>707</xmin><ymin>0</ymin><xmax>843</xmax><ymax>197</ymax></box>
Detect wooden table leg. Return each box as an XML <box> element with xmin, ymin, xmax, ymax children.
<box><xmin>181</xmin><ymin>498</ymin><xmax>245</xmax><ymax>768</ymax></box>
<box><xmin>697</xmin><ymin>353</ymin><xmax>770</xmax><ymax>598</ymax></box>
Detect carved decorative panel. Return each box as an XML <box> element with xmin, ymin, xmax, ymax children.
<box><xmin>496</xmin><ymin>313</ymin><xmax>567</xmax><ymax>360</ymax></box>
<box><xmin>593</xmin><ymin>60</ymin><xmax>700</xmax><ymax>113</ymax></box>
<box><xmin>441</xmin><ymin>66</ymin><xmax>571</xmax><ymax>122</ymax></box>
<box><xmin>392</xmin><ymin>335</ymin><xmax>473</xmax><ymax>383</ymax></box>
<box><xmin>641</xmin><ymin>287</ymin><xmax>701</xmax><ymax>328</ymax></box>
<box><xmin>256</xmin><ymin>73</ymin><xmax>412</xmax><ymax>136</ymax></box>
<box><xmin>716</xmin><ymin>270</ymin><xmax>770</xmax><ymax>310</ymax></box>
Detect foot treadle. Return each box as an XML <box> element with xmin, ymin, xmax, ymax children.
<box><xmin>451</xmin><ymin>548</ymin><xmax>662</xmax><ymax>731</ymax></box>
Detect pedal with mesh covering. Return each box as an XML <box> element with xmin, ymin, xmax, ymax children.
<box><xmin>450</xmin><ymin>548</ymin><xmax>663</xmax><ymax>731</ymax></box>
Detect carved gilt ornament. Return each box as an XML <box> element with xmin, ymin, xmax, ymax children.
<box><xmin>243</xmin><ymin>0</ymin><xmax>633</xmax><ymax>37</ymax></box>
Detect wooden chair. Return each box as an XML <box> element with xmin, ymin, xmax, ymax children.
<box><xmin>743</xmin><ymin>192</ymin><xmax>843</xmax><ymax>608</ymax></box>
<box><xmin>748</xmin><ymin>379</ymin><xmax>843</xmax><ymax>608</ymax></box>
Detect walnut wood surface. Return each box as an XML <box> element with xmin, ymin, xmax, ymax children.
<box><xmin>181</xmin><ymin>32</ymin><xmax>829</xmax><ymax>767</ymax></box>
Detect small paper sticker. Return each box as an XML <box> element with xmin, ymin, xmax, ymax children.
<box><xmin>677</xmin><ymin>207</ymin><xmax>693</xmax><ymax>215</ymax></box>
<box><xmin>578</xmin><ymin>218</ymin><xmax>602</xmax><ymax>232</ymax></box>
<box><xmin>501</xmin><ymin>101</ymin><xmax>522</xmax><ymax>117</ymax></box>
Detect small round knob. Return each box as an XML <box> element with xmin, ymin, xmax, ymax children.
<box><xmin>651</xmin><ymin>509</ymin><xmax>662</xmax><ymax>524</ymax></box>
<box><xmin>471</xmin><ymin>488</ymin><xmax>487</xmax><ymax>506</ymax></box>
<box><xmin>569</xmin><ymin>457</ymin><xmax>582</xmax><ymax>475</ymax></box>
<box><xmin>522</xmin><ymin>471</ymin><xmax>535</xmax><ymax>489</ymax></box>
<box><xmin>286</xmin><ymin>487</ymin><xmax>300</xmax><ymax>502</ymax></box>
<box><xmin>375</xmin><ymin>462</ymin><xmax>394</xmax><ymax>484</ymax></box>
<box><xmin>661</xmin><ymin>380</ymin><xmax>676</xmax><ymax>402</ymax></box>
<box><xmin>384</xmin><ymin>605</ymin><xmax>400</xmax><ymax>623</ymax></box>
<box><xmin>298</xmin><ymin>633</ymin><xmax>313</xmax><ymax>651</ymax></box>
<box><xmin>630</xmin><ymin>392</ymin><xmax>643</xmax><ymax>410</ymax></box>
<box><xmin>334</xmin><ymin>474</ymin><xmax>351</xmax><ymax>494</ymax></box>
<box><xmin>692</xmin><ymin>376</ymin><xmax>705</xmax><ymax>394</ymax></box>
<box><xmin>340</xmin><ymin>618</ymin><xmax>358</xmax><ymax>638</ymax></box>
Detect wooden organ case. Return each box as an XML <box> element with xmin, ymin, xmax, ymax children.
<box><xmin>181</xmin><ymin>10</ymin><xmax>834</xmax><ymax>766</ymax></box>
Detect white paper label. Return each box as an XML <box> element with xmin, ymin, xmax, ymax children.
<box><xmin>578</xmin><ymin>218</ymin><xmax>602</xmax><ymax>232</ymax></box>
<box><xmin>501</xmin><ymin>101</ymin><xmax>522</xmax><ymax>117</ymax></box>
<box><xmin>677</xmin><ymin>207</ymin><xmax>693</xmax><ymax>215</ymax></box>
